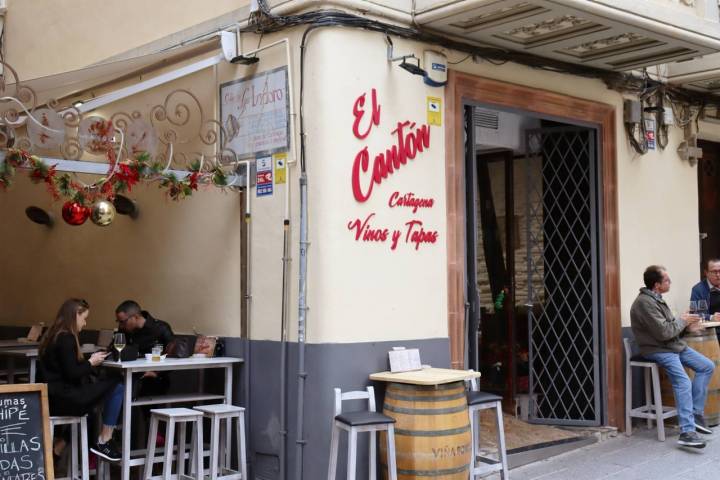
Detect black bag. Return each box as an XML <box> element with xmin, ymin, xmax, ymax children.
<box><xmin>167</xmin><ymin>337</ymin><xmax>195</xmax><ymax>358</ymax></box>
<box><xmin>112</xmin><ymin>345</ymin><xmax>139</xmax><ymax>361</ymax></box>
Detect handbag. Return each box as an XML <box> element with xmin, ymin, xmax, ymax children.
<box><xmin>167</xmin><ymin>337</ymin><xmax>194</xmax><ymax>358</ymax></box>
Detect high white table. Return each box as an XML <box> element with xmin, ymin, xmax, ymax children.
<box><xmin>1</xmin><ymin>344</ymin><xmax>98</xmax><ymax>383</ymax></box>
<box><xmin>102</xmin><ymin>356</ymin><xmax>243</xmax><ymax>480</ymax></box>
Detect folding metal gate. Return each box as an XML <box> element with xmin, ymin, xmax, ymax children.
<box><xmin>525</xmin><ymin>127</ymin><xmax>601</xmax><ymax>426</ymax></box>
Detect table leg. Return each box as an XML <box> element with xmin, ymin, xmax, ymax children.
<box><xmin>122</xmin><ymin>369</ymin><xmax>132</xmax><ymax>480</ymax></box>
<box><xmin>29</xmin><ymin>358</ymin><xmax>36</xmax><ymax>383</ymax></box>
<box><xmin>224</xmin><ymin>365</ymin><xmax>233</xmax><ymax>404</ymax></box>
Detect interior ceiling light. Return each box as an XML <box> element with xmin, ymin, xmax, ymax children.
<box><xmin>72</xmin><ymin>100</ymin><xmax>84</xmax><ymax>109</ymax></box>
<box><xmin>25</xmin><ymin>206</ymin><xmax>53</xmax><ymax>227</ymax></box>
<box><xmin>386</xmin><ymin>36</ymin><xmax>428</xmax><ymax>77</ymax></box>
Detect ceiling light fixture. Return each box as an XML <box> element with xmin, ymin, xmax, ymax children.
<box><xmin>230</xmin><ymin>55</ymin><xmax>259</xmax><ymax>65</ymax></box>
<box><xmin>386</xmin><ymin>36</ymin><xmax>428</xmax><ymax>77</ymax></box>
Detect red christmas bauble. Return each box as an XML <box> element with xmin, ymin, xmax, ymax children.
<box><xmin>61</xmin><ymin>201</ymin><xmax>90</xmax><ymax>226</ymax></box>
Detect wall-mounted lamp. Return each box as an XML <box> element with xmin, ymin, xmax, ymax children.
<box><xmin>221</xmin><ymin>29</ymin><xmax>260</xmax><ymax>65</ymax></box>
<box><xmin>386</xmin><ymin>36</ymin><xmax>427</xmax><ymax>77</ymax></box>
<box><xmin>113</xmin><ymin>194</ymin><xmax>139</xmax><ymax>219</ymax></box>
<box><xmin>25</xmin><ymin>206</ymin><xmax>53</xmax><ymax>227</ymax></box>
<box><xmin>230</xmin><ymin>55</ymin><xmax>259</xmax><ymax>65</ymax></box>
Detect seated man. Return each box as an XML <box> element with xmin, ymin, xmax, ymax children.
<box><xmin>690</xmin><ymin>257</ymin><xmax>720</xmax><ymax>323</ymax></box>
<box><xmin>631</xmin><ymin>265</ymin><xmax>715</xmax><ymax>448</ymax></box>
<box><xmin>115</xmin><ymin>300</ymin><xmax>174</xmax><ymax>355</ymax></box>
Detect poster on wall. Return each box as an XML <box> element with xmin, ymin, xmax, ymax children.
<box><xmin>220</xmin><ymin>66</ymin><xmax>289</xmax><ymax>159</ymax></box>
<box><xmin>256</xmin><ymin>155</ymin><xmax>273</xmax><ymax>197</ymax></box>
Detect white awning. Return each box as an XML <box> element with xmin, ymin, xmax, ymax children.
<box><xmin>6</xmin><ymin>36</ymin><xmax>222</xmax><ymax>110</ymax></box>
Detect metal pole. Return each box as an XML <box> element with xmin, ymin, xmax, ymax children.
<box><xmin>294</xmin><ymin>171</ymin><xmax>309</xmax><ymax>480</ymax></box>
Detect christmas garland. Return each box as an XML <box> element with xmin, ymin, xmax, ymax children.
<box><xmin>0</xmin><ymin>147</ymin><xmax>230</xmax><ymax>204</ymax></box>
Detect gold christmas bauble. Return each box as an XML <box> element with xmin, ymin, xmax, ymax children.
<box><xmin>90</xmin><ymin>199</ymin><xmax>116</xmax><ymax>226</ymax></box>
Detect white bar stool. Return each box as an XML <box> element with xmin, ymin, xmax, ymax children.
<box><xmin>50</xmin><ymin>415</ymin><xmax>89</xmax><ymax>480</ymax></box>
<box><xmin>466</xmin><ymin>376</ymin><xmax>509</xmax><ymax>479</ymax></box>
<box><xmin>192</xmin><ymin>404</ymin><xmax>247</xmax><ymax>480</ymax></box>
<box><xmin>327</xmin><ymin>386</ymin><xmax>397</xmax><ymax>480</ymax></box>
<box><xmin>143</xmin><ymin>408</ymin><xmax>204</xmax><ymax>480</ymax></box>
<box><xmin>624</xmin><ymin>338</ymin><xmax>677</xmax><ymax>441</ymax></box>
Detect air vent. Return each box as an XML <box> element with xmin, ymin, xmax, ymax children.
<box><xmin>474</xmin><ymin>109</ymin><xmax>499</xmax><ymax>130</ymax></box>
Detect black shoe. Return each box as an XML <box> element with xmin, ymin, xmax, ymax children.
<box><xmin>678</xmin><ymin>431</ymin><xmax>707</xmax><ymax>448</ymax></box>
<box><xmin>90</xmin><ymin>441</ymin><xmax>121</xmax><ymax>462</ymax></box>
<box><xmin>695</xmin><ymin>414</ymin><xmax>713</xmax><ymax>435</ymax></box>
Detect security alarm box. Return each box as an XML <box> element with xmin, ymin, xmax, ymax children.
<box><xmin>424</xmin><ymin>50</ymin><xmax>447</xmax><ymax>87</ymax></box>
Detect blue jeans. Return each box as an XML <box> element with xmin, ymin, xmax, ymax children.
<box><xmin>102</xmin><ymin>383</ymin><xmax>124</xmax><ymax>427</ymax></box>
<box><xmin>645</xmin><ymin>347</ymin><xmax>715</xmax><ymax>433</ymax></box>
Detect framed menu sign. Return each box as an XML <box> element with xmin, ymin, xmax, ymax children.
<box><xmin>220</xmin><ymin>66</ymin><xmax>289</xmax><ymax>159</ymax></box>
<box><xmin>0</xmin><ymin>384</ymin><xmax>53</xmax><ymax>480</ymax></box>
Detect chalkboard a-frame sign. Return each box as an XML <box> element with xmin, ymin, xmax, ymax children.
<box><xmin>0</xmin><ymin>384</ymin><xmax>54</xmax><ymax>480</ymax></box>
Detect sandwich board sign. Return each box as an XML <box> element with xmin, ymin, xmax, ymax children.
<box><xmin>0</xmin><ymin>384</ymin><xmax>54</xmax><ymax>480</ymax></box>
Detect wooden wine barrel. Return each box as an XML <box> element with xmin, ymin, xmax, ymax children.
<box><xmin>660</xmin><ymin>328</ymin><xmax>720</xmax><ymax>426</ymax></box>
<box><xmin>379</xmin><ymin>381</ymin><xmax>471</xmax><ymax>479</ymax></box>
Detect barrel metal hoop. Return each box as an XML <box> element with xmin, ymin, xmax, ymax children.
<box><xmin>381</xmin><ymin>465</ymin><xmax>469</xmax><ymax>476</ymax></box>
<box><xmin>394</xmin><ymin>425</ymin><xmax>471</xmax><ymax>436</ymax></box>
<box><xmin>383</xmin><ymin>403</ymin><xmax>467</xmax><ymax>415</ymax></box>
<box><xmin>385</xmin><ymin>391</ymin><xmax>467</xmax><ymax>402</ymax></box>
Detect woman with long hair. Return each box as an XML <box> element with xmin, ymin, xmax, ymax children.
<box><xmin>38</xmin><ymin>298</ymin><xmax>123</xmax><ymax>462</ymax></box>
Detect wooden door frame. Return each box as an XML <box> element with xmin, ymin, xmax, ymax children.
<box><xmin>445</xmin><ymin>70</ymin><xmax>622</xmax><ymax>429</ymax></box>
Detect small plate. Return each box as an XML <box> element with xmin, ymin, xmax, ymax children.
<box><xmin>192</xmin><ymin>353</ymin><xmax>207</xmax><ymax>358</ymax></box>
<box><xmin>144</xmin><ymin>354</ymin><xmax>167</xmax><ymax>361</ymax></box>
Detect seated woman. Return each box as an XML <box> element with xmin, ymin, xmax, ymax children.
<box><xmin>38</xmin><ymin>298</ymin><xmax>123</xmax><ymax>462</ymax></box>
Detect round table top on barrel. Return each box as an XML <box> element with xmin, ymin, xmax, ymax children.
<box><xmin>369</xmin><ymin>367</ymin><xmax>481</xmax><ymax>385</ymax></box>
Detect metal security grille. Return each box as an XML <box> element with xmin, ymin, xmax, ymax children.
<box><xmin>525</xmin><ymin>127</ymin><xmax>601</xmax><ymax>426</ymax></box>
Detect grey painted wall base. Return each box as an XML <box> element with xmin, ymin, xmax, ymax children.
<box><xmin>223</xmin><ymin>337</ymin><xmax>450</xmax><ymax>480</ymax></box>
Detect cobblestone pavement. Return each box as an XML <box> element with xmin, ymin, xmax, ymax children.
<box><xmin>486</xmin><ymin>426</ymin><xmax>720</xmax><ymax>480</ymax></box>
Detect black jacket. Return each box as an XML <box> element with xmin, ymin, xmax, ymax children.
<box><xmin>38</xmin><ymin>332</ymin><xmax>118</xmax><ymax>416</ymax></box>
<box><xmin>124</xmin><ymin>311</ymin><xmax>174</xmax><ymax>355</ymax></box>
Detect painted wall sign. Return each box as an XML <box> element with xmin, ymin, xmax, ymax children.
<box><xmin>220</xmin><ymin>66</ymin><xmax>289</xmax><ymax>158</ymax></box>
<box><xmin>347</xmin><ymin>89</ymin><xmax>439</xmax><ymax>251</ymax></box>
<box><xmin>256</xmin><ymin>156</ymin><xmax>273</xmax><ymax>197</ymax></box>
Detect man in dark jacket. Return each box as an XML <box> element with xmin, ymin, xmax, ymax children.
<box><xmin>115</xmin><ymin>300</ymin><xmax>174</xmax><ymax>355</ymax></box>
<box><xmin>630</xmin><ymin>265</ymin><xmax>715</xmax><ymax>448</ymax></box>
<box><xmin>690</xmin><ymin>258</ymin><xmax>720</xmax><ymax>322</ymax></box>
<box><xmin>115</xmin><ymin>300</ymin><xmax>174</xmax><ymax>399</ymax></box>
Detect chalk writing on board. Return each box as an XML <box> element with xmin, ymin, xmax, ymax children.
<box><xmin>220</xmin><ymin>66</ymin><xmax>289</xmax><ymax>158</ymax></box>
<box><xmin>0</xmin><ymin>394</ymin><xmax>45</xmax><ymax>480</ymax></box>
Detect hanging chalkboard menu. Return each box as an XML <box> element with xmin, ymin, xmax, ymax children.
<box><xmin>0</xmin><ymin>384</ymin><xmax>53</xmax><ymax>480</ymax></box>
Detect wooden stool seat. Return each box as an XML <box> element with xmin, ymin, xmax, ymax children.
<box><xmin>50</xmin><ymin>415</ymin><xmax>89</xmax><ymax>480</ymax></box>
<box><xmin>192</xmin><ymin>404</ymin><xmax>247</xmax><ymax>480</ymax></box>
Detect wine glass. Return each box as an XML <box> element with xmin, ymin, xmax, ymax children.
<box><xmin>689</xmin><ymin>300</ymin><xmax>698</xmax><ymax>315</ymax></box>
<box><xmin>113</xmin><ymin>332</ymin><xmax>126</xmax><ymax>364</ymax></box>
<box><xmin>698</xmin><ymin>299</ymin><xmax>709</xmax><ymax>323</ymax></box>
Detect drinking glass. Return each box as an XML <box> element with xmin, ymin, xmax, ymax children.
<box><xmin>113</xmin><ymin>332</ymin><xmax>126</xmax><ymax>364</ymax></box>
<box><xmin>689</xmin><ymin>300</ymin><xmax>698</xmax><ymax>315</ymax></box>
<box><xmin>698</xmin><ymin>299</ymin><xmax>709</xmax><ymax>322</ymax></box>
<box><xmin>151</xmin><ymin>344</ymin><xmax>163</xmax><ymax>362</ymax></box>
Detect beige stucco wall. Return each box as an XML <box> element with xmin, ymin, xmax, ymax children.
<box><xmin>302</xmin><ymin>29</ymin><xmax>448</xmax><ymax>343</ymax></box>
<box><xmin>0</xmin><ymin>0</ymin><xmax>711</xmax><ymax>343</ymax></box>
<box><xmin>4</xmin><ymin>0</ymin><xmax>247</xmax><ymax>80</ymax></box>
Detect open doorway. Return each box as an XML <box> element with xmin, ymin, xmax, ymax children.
<box><xmin>465</xmin><ymin>104</ymin><xmax>603</xmax><ymax>460</ymax></box>
<box><xmin>698</xmin><ymin>139</ymin><xmax>720</xmax><ymax>269</ymax></box>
